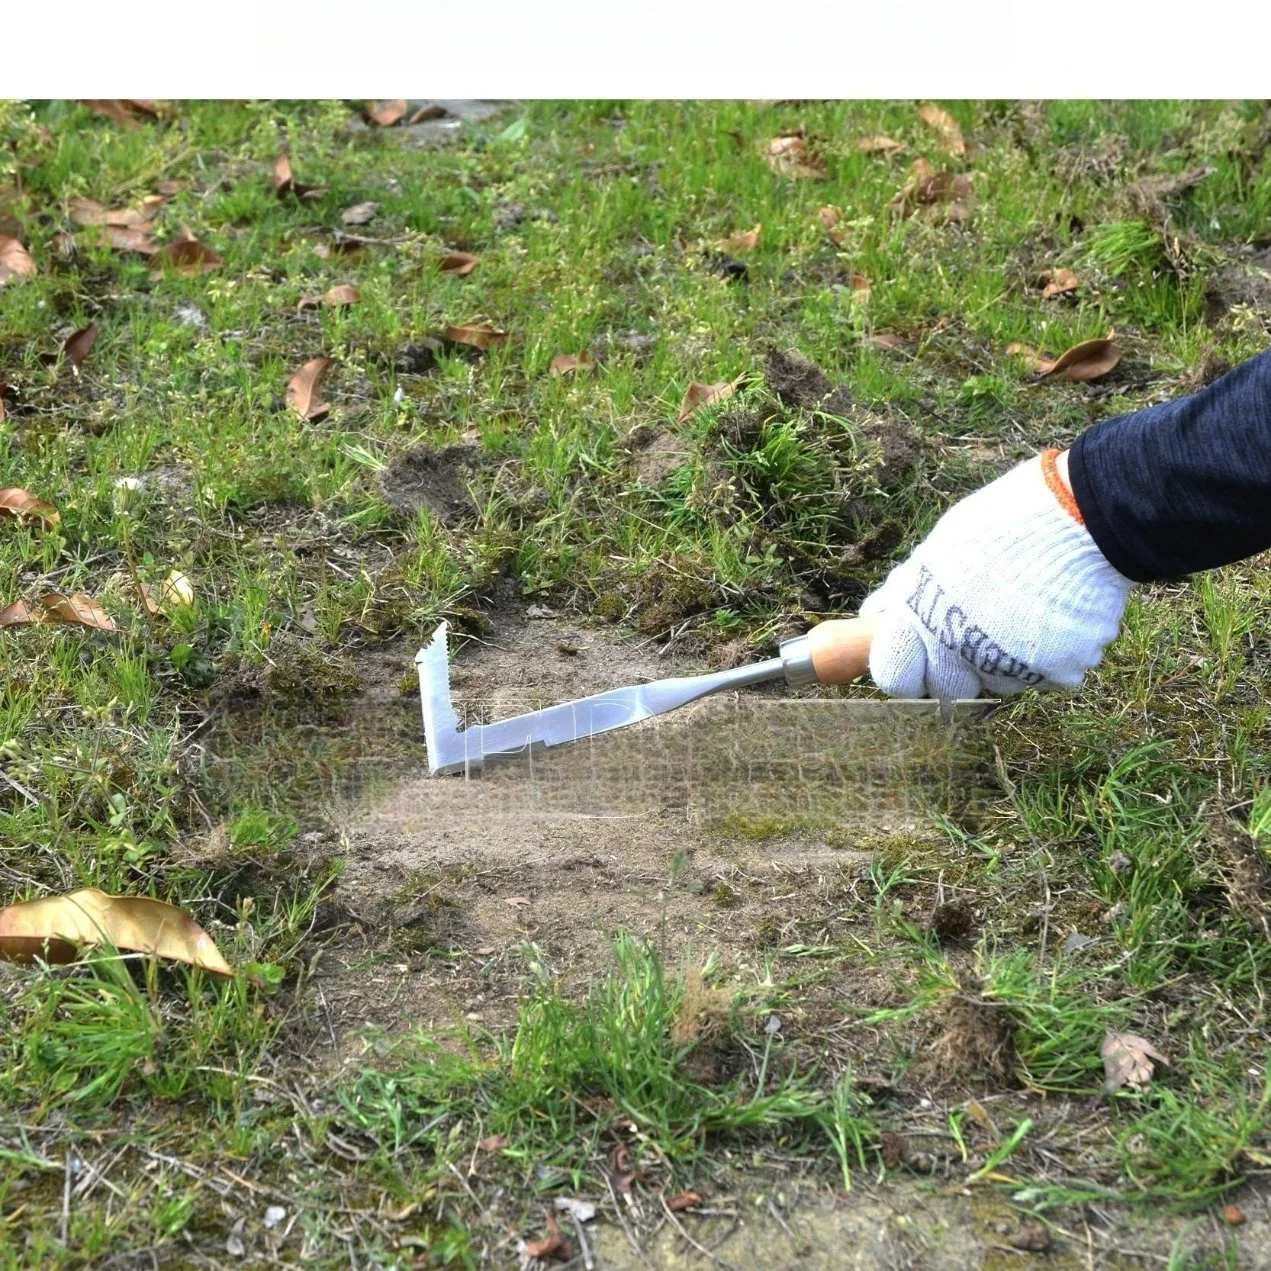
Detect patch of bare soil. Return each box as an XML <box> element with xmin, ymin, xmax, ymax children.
<box><xmin>378</xmin><ymin>442</ymin><xmax>481</xmax><ymax>525</ymax></box>
<box><xmin>1205</xmin><ymin>246</ymin><xmax>1271</xmax><ymax>324</ymax></box>
<box><xmin>298</xmin><ymin>606</ymin><xmax>990</xmax><ymax>1050</ymax></box>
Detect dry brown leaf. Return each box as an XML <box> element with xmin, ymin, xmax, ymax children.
<box><xmin>549</xmin><ymin>352</ymin><xmax>595</xmax><ymax>376</ymax></box>
<box><xmin>102</xmin><ymin>224</ymin><xmax>159</xmax><ymax>255</ymax></box>
<box><xmin>286</xmin><ymin>357</ymin><xmax>333</xmax><ymax>421</ymax></box>
<box><xmin>1102</xmin><ymin>1031</ymin><xmax>1167</xmax><ymax>1092</ymax></box>
<box><xmin>477</xmin><ymin>1134</ymin><xmax>508</xmax><ymax>1152</ymax></box>
<box><xmin>817</xmin><ymin>204</ymin><xmax>846</xmax><ymax>245</ymax></box>
<box><xmin>298</xmin><ymin>284</ymin><xmax>361</xmax><ymax>310</ymax></box>
<box><xmin>62</xmin><ymin>323</ymin><xmax>98</xmax><ymax>370</ymax></box>
<box><xmin>341</xmin><ymin>201</ymin><xmax>380</xmax><ymax>227</ymax></box>
<box><xmin>857</xmin><ymin>135</ymin><xmax>905</xmax><ymax>155</ymax></box>
<box><xmin>1040</xmin><ymin>267</ymin><xmax>1080</xmax><ymax>299</ymax></box>
<box><xmin>524</xmin><ymin>1212</ymin><xmax>571</xmax><ymax>1263</ymax></box>
<box><xmin>1005</xmin><ymin>341</ymin><xmax>1049</xmax><ymax>373</ymax></box>
<box><xmin>865</xmin><ymin>332</ymin><xmax>908</xmax><ymax>351</ymax></box>
<box><xmin>1224</xmin><ymin>1204</ymin><xmax>1247</xmax><ymax>1227</ymax></box>
<box><xmin>916</xmin><ymin>103</ymin><xmax>967</xmax><ymax>157</ymax></box>
<box><xmin>365</xmin><ymin>100</ymin><xmax>408</xmax><ymax>127</ymax></box>
<box><xmin>765</xmin><ymin>132</ymin><xmax>826</xmax><ymax>179</ymax></box>
<box><xmin>150</xmin><ymin>228</ymin><xmax>222</xmax><ymax>278</ymax></box>
<box><xmin>677</xmin><ymin>376</ymin><xmax>743</xmax><ymax>423</ymax></box>
<box><xmin>665</xmin><ymin>1191</ymin><xmax>705</xmax><ymax>1212</ymax></box>
<box><xmin>82</xmin><ymin>100</ymin><xmax>161</xmax><ymax>127</ymax></box>
<box><xmin>69</xmin><ymin>196</ymin><xmax>165</xmax><ymax>228</ymax></box>
<box><xmin>273</xmin><ymin>155</ymin><xmax>325</xmax><ymax>201</ymax></box>
<box><xmin>0</xmin><ymin>488</ymin><xmax>60</xmax><ymax>529</ymax></box>
<box><xmin>718</xmin><ymin>224</ymin><xmax>761</xmax><ymax>252</ymax></box>
<box><xmin>0</xmin><ymin>888</ymin><xmax>232</xmax><ymax>976</ymax></box>
<box><xmin>609</xmin><ymin>1143</ymin><xmax>639</xmax><ymax>1194</ymax></box>
<box><xmin>1038</xmin><ymin>337</ymin><xmax>1122</xmax><ymax>383</ymax></box>
<box><xmin>848</xmin><ymin>273</ymin><xmax>872</xmax><ymax>297</ymax></box>
<box><xmin>444</xmin><ymin>323</ymin><xmax>507</xmax><ymax>351</ymax></box>
<box><xmin>41</xmin><ymin>593</ymin><xmax>116</xmax><ymax>630</ymax></box>
<box><xmin>0</xmin><ymin>381</ymin><xmax>7</xmax><ymax>423</ymax></box>
<box><xmin>0</xmin><ymin>235</ymin><xmax>36</xmax><ymax>283</ymax></box>
<box><xmin>0</xmin><ymin>600</ymin><xmax>37</xmax><ymax>626</ymax></box>
<box><xmin>892</xmin><ymin>159</ymin><xmax>974</xmax><ymax>217</ymax></box>
<box><xmin>439</xmin><ymin>251</ymin><xmax>478</xmax><ymax>277</ymax></box>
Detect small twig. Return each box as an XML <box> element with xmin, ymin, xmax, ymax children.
<box><xmin>568</xmin><ymin>1209</ymin><xmax>595</xmax><ymax>1271</ymax></box>
<box><xmin>60</xmin><ymin>1151</ymin><xmax>76</xmax><ymax>1245</ymax></box>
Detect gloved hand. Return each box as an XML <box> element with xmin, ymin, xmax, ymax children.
<box><xmin>859</xmin><ymin>451</ymin><xmax>1134</xmax><ymax>702</ymax></box>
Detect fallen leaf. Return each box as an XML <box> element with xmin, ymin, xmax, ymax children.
<box><xmin>286</xmin><ymin>357</ymin><xmax>333</xmax><ymax>422</ymax></box>
<box><xmin>444</xmin><ymin>323</ymin><xmax>507</xmax><ymax>351</ymax></box>
<box><xmin>718</xmin><ymin>224</ymin><xmax>761</xmax><ymax>252</ymax></box>
<box><xmin>1040</xmin><ymin>267</ymin><xmax>1080</xmax><ymax>299</ymax></box>
<box><xmin>69</xmin><ymin>196</ymin><xmax>164</xmax><ymax>228</ymax></box>
<box><xmin>666</xmin><ymin>1191</ymin><xmax>705</xmax><ymax>1212</ymax></box>
<box><xmin>273</xmin><ymin>155</ymin><xmax>325</xmax><ymax>201</ymax></box>
<box><xmin>610</xmin><ymin>1143</ymin><xmax>639</xmax><ymax>1194</ymax></box>
<box><xmin>298</xmin><ymin>284</ymin><xmax>361</xmax><ymax>310</ymax></box>
<box><xmin>504</xmin><ymin>896</ymin><xmax>531</xmax><ymax>907</ymax></box>
<box><xmin>549</xmin><ymin>352</ymin><xmax>594</xmax><ymax>376</ymax></box>
<box><xmin>82</xmin><ymin>100</ymin><xmax>161</xmax><ymax>127</ymax></box>
<box><xmin>817</xmin><ymin>204</ymin><xmax>846</xmax><ymax>245</ymax></box>
<box><xmin>524</xmin><ymin>1212</ymin><xmax>571</xmax><ymax>1263</ymax></box>
<box><xmin>62</xmin><ymin>323</ymin><xmax>98</xmax><ymax>370</ymax></box>
<box><xmin>341</xmin><ymin>201</ymin><xmax>380</xmax><ymax>227</ymax></box>
<box><xmin>765</xmin><ymin>131</ymin><xmax>826</xmax><ymax>179</ymax></box>
<box><xmin>864</xmin><ymin>332</ymin><xmax>908</xmax><ymax>351</ymax></box>
<box><xmin>0</xmin><ymin>888</ymin><xmax>232</xmax><ymax>975</ymax></box>
<box><xmin>1223</xmin><ymin>1204</ymin><xmax>1247</xmax><ymax>1226</ymax></box>
<box><xmin>0</xmin><ymin>382</ymin><xmax>7</xmax><ymax>423</ymax></box>
<box><xmin>916</xmin><ymin>103</ymin><xmax>967</xmax><ymax>157</ymax></box>
<box><xmin>1037</xmin><ymin>337</ymin><xmax>1122</xmax><ymax>383</ymax></box>
<box><xmin>477</xmin><ymin>1134</ymin><xmax>508</xmax><ymax>1152</ymax></box>
<box><xmin>365</xmin><ymin>100</ymin><xmax>407</xmax><ymax>127</ymax></box>
<box><xmin>439</xmin><ymin>251</ymin><xmax>478</xmax><ymax>277</ymax></box>
<box><xmin>848</xmin><ymin>273</ymin><xmax>871</xmax><ymax>297</ymax></box>
<box><xmin>1102</xmin><ymin>1031</ymin><xmax>1168</xmax><ymax>1093</ymax></box>
<box><xmin>102</xmin><ymin>224</ymin><xmax>159</xmax><ymax>255</ymax></box>
<box><xmin>0</xmin><ymin>488</ymin><xmax>60</xmax><ymax>528</ymax></box>
<box><xmin>892</xmin><ymin>159</ymin><xmax>973</xmax><ymax>218</ymax></box>
<box><xmin>677</xmin><ymin>376</ymin><xmax>743</xmax><ymax>423</ymax></box>
<box><xmin>0</xmin><ymin>600</ymin><xmax>38</xmax><ymax>626</ymax></box>
<box><xmin>0</xmin><ymin>235</ymin><xmax>36</xmax><ymax>283</ymax></box>
<box><xmin>1005</xmin><ymin>341</ymin><xmax>1048</xmax><ymax>372</ymax></box>
<box><xmin>40</xmin><ymin>593</ymin><xmax>117</xmax><ymax>630</ymax></box>
<box><xmin>150</xmin><ymin>228</ymin><xmax>221</xmax><ymax>278</ymax></box>
<box><xmin>857</xmin><ymin>134</ymin><xmax>905</xmax><ymax>155</ymax></box>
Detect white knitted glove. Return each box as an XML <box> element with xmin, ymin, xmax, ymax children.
<box><xmin>859</xmin><ymin>453</ymin><xmax>1133</xmax><ymax>702</ymax></box>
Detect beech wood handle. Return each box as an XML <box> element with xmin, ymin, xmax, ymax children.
<box><xmin>806</xmin><ymin>616</ymin><xmax>877</xmax><ymax>686</ymax></box>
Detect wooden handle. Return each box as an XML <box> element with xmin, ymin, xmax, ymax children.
<box><xmin>806</xmin><ymin>616</ymin><xmax>877</xmax><ymax>685</ymax></box>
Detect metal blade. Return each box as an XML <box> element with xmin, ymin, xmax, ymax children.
<box><xmin>417</xmin><ymin>621</ymin><xmax>786</xmax><ymax>775</ymax></box>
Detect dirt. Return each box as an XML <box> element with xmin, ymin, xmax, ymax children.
<box><xmin>766</xmin><ymin>347</ymin><xmax>835</xmax><ymax>408</ymax></box>
<box><xmin>378</xmin><ymin>442</ymin><xmax>481</xmax><ymax>525</ymax></box>
<box><xmin>1205</xmin><ymin>247</ymin><xmax>1271</xmax><ymax>323</ymax></box>
<box><xmin>627</xmin><ymin>427</ymin><xmax>693</xmax><ymax>487</ymax></box>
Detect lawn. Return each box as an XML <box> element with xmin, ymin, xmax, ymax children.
<box><xmin>2</xmin><ymin>98</ymin><xmax>1271</xmax><ymax>1268</ymax></box>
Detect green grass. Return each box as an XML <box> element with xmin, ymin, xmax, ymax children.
<box><xmin>2</xmin><ymin>97</ymin><xmax>1271</xmax><ymax>1264</ymax></box>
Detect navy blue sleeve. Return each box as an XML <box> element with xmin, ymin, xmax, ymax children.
<box><xmin>1068</xmin><ymin>348</ymin><xmax>1271</xmax><ymax>582</ymax></box>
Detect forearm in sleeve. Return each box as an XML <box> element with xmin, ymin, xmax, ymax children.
<box><xmin>1068</xmin><ymin>347</ymin><xmax>1271</xmax><ymax>582</ymax></box>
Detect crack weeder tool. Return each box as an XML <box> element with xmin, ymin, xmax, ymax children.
<box><xmin>417</xmin><ymin>616</ymin><xmax>984</xmax><ymax>777</ymax></box>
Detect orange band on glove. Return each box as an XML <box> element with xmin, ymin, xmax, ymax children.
<box><xmin>1041</xmin><ymin>448</ymin><xmax>1084</xmax><ymax>526</ymax></box>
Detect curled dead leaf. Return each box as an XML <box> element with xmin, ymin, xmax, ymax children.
<box><xmin>69</xmin><ymin>196</ymin><xmax>165</xmax><ymax>228</ymax></box>
<box><xmin>857</xmin><ymin>135</ymin><xmax>904</xmax><ymax>155</ymax></box>
<box><xmin>298</xmin><ymin>284</ymin><xmax>361</xmax><ymax>310</ymax></box>
<box><xmin>549</xmin><ymin>352</ymin><xmax>595</xmax><ymax>376</ymax></box>
<box><xmin>1040</xmin><ymin>267</ymin><xmax>1080</xmax><ymax>299</ymax></box>
<box><xmin>150</xmin><ymin>228</ymin><xmax>221</xmax><ymax>278</ymax></box>
<box><xmin>677</xmin><ymin>375</ymin><xmax>743</xmax><ymax>423</ymax></box>
<box><xmin>609</xmin><ymin>1143</ymin><xmax>639</xmax><ymax>1194</ymax></box>
<box><xmin>286</xmin><ymin>357</ymin><xmax>333</xmax><ymax>421</ymax></box>
<box><xmin>892</xmin><ymin>159</ymin><xmax>973</xmax><ymax>218</ymax></box>
<box><xmin>273</xmin><ymin>155</ymin><xmax>325</xmax><ymax>201</ymax></box>
<box><xmin>82</xmin><ymin>100</ymin><xmax>161</xmax><ymax>127</ymax></box>
<box><xmin>765</xmin><ymin>131</ymin><xmax>825</xmax><ymax>179</ymax></box>
<box><xmin>718</xmin><ymin>224</ymin><xmax>761</xmax><ymax>252</ymax></box>
<box><xmin>0</xmin><ymin>488</ymin><xmax>60</xmax><ymax>528</ymax></box>
<box><xmin>439</xmin><ymin>251</ymin><xmax>478</xmax><ymax>277</ymax></box>
<box><xmin>916</xmin><ymin>103</ymin><xmax>967</xmax><ymax>157</ymax></box>
<box><xmin>524</xmin><ymin>1212</ymin><xmax>571</xmax><ymax>1263</ymax></box>
<box><xmin>0</xmin><ymin>235</ymin><xmax>36</xmax><ymax>283</ymax></box>
<box><xmin>1005</xmin><ymin>341</ymin><xmax>1050</xmax><ymax>373</ymax></box>
<box><xmin>1037</xmin><ymin>338</ymin><xmax>1122</xmax><ymax>383</ymax></box>
<box><xmin>0</xmin><ymin>593</ymin><xmax>116</xmax><ymax>630</ymax></box>
<box><xmin>1102</xmin><ymin>1031</ymin><xmax>1167</xmax><ymax>1093</ymax></box>
<box><xmin>666</xmin><ymin>1191</ymin><xmax>705</xmax><ymax>1212</ymax></box>
<box><xmin>365</xmin><ymin>100</ymin><xmax>407</xmax><ymax>128</ymax></box>
<box><xmin>341</xmin><ymin>201</ymin><xmax>380</xmax><ymax>227</ymax></box>
<box><xmin>62</xmin><ymin>323</ymin><xmax>98</xmax><ymax>371</ymax></box>
<box><xmin>103</xmin><ymin>224</ymin><xmax>159</xmax><ymax>255</ymax></box>
<box><xmin>0</xmin><ymin>888</ymin><xmax>232</xmax><ymax>976</ymax></box>
<box><xmin>817</xmin><ymin>204</ymin><xmax>846</xmax><ymax>245</ymax></box>
<box><xmin>0</xmin><ymin>600</ymin><xmax>37</xmax><ymax>626</ymax></box>
<box><xmin>444</xmin><ymin>323</ymin><xmax>507</xmax><ymax>351</ymax></box>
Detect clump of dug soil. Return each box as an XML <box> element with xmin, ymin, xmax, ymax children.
<box><xmin>923</xmin><ymin>988</ymin><xmax>1016</xmax><ymax>1083</ymax></box>
<box><xmin>379</xmin><ymin>443</ymin><xmax>481</xmax><ymax>525</ymax></box>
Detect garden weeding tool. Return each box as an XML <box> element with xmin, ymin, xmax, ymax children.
<box><xmin>417</xmin><ymin>617</ymin><xmax>987</xmax><ymax>777</ymax></box>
